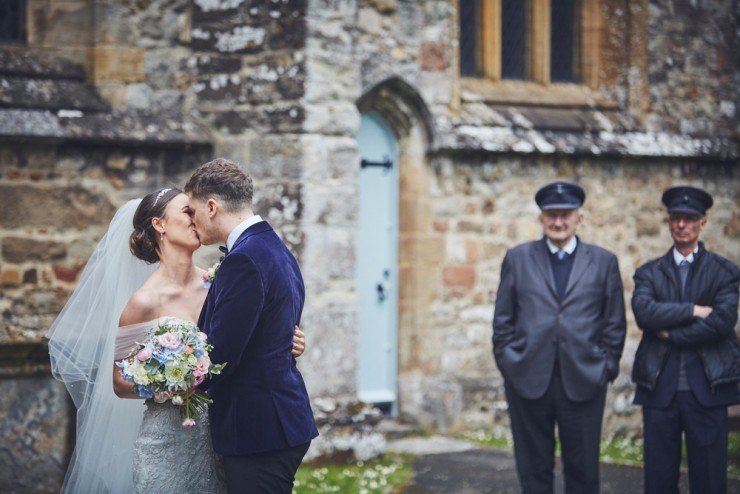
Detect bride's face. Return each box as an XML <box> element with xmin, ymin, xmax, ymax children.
<box><xmin>161</xmin><ymin>193</ymin><xmax>201</xmax><ymax>251</ymax></box>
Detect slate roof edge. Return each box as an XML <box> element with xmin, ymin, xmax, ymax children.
<box><xmin>431</xmin><ymin>125</ymin><xmax>738</xmax><ymax>162</ymax></box>
<box><xmin>0</xmin><ymin>109</ymin><xmax>212</xmax><ymax>148</ymax></box>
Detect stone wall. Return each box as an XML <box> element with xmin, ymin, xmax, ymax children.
<box><xmin>645</xmin><ymin>0</ymin><xmax>738</xmax><ymax>138</ymax></box>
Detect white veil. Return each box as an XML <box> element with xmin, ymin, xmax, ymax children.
<box><xmin>47</xmin><ymin>199</ymin><xmax>157</xmax><ymax>493</ymax></box>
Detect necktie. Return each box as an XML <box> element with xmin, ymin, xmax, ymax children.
<box><xmin>557</xmin><ymin>250</ymin><xmax>568</xmax><ymax>261</ymax></box>
<box><xmin>678</xmin><ymin>259</ymin><xmax>690</xmax><ymax>294</ymax></box>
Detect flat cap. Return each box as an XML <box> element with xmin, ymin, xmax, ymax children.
<box><xmin>662</xmin><ymin>186</ymin><xmax>713</xmax><ymax>216</ymax></box>
<box><xmin>535</xmin><ymin>182</ymin><xmax>585</xmax><ymax>211</ymax></box>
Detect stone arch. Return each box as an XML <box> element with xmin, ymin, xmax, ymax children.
<box><xmin>357</xmin><ymin>77</ymin><xmax>434</xmax><ymax>147</ymax></box>
<box><xmin>356</xmin><ymin>77</ymin><xmax>442</xmax><ymax>425</ymax></box>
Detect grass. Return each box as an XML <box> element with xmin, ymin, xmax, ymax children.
<box><xmin>460</xmin><ymin>430</ymin><xmax>740</xmax><ymax>476</ymax></box>
<box><xmin>294</xmin><ymin>455</ymin><xmax>414</xmax><ymax>494</ymax></box>
<box><xmin>291</xmin><ymin>430</ymin><xmax>740</xmax><ymax>492</ymax></box>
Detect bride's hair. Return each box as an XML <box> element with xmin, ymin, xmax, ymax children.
<box><xmin>129</xmin><ymin>187</ymin><xmax>182</xmax><ymax>264</ymax></box>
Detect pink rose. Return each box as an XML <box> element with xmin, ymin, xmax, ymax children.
<box><xmin>158</xmin><ymin>332</ymin><xmax>181</xmax><ymax>349</ymax></box>
<box><xmin>193</xmin><ymin>370</ymin><xmax>205</xmax><ymax>386</ymax></box>
<box><xmin>184</xmin><ymin>345</ymin><xmax>194</xmax><ymax>355</ymax></box>
<box><xmin>182</xmin><ymin>418</ymin><xmax>196</xmax><ymax>428</ymax></box>
<box><xmin>196</xmin><ymin>357</ymin><xmax>210</xmax><ymax>373</ymax></box>
<box><xmin>198</xmin><ymin>332</ymin><xmax>208</xmax><ymax>341</ymax></box>
<box><xmin>136</xmin><ymin>348</ymin><xmax>152</xmax><ymax>361</ymax></box>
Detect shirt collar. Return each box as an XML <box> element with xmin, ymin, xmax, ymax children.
<box><xmin>546</xmin><ymin>236</ymin><xmax>577</xmax><ymax>255</ymax></box>
<box><xmin>226</xmin><ymin>215</ymin><xmax>263</xmax><ymax>252</ymax></box>
<box><xmin>673</xmin><ymin>245</ymin><xmax>698</xmax><ymax>265</ymax></box>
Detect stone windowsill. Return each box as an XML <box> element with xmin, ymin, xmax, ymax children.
<box><xmin>460</xmin><ymin>78</ymin><xmax>619</xmax><ymax>110</ymax></box>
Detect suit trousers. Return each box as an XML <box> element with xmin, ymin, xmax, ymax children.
<box><xmin>643</xmin><ymin>390</ymin><xmax>728</xmax><ymax>494</ymax></box>
<box><xmin>505</xmin><ymin>370</ymin><xmax>607</xmax><ymax>494</ymax></box>
<box><xmin>220</xmin><ymin>441</ymin><xmax>311</xmax><ymax>494</ymax></box>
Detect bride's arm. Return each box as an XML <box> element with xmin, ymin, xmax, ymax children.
<box><xmin>113</xmin><ymin>290</ymin><xmax>157</xmax><ymax>399</ymax></box>
<box><xmin>113</xmin><ymin>362</ymin><xmax>140</xmax><ymax>398</ymax></box>
<box><xmin>292</xmin><ymin>326</ymin><xmax>305</xmax><ymax>357</ymax></box>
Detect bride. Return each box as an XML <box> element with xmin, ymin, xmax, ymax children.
<box><xmin>47</xmin><ymin>188</ymin><xmax>306</xmax><ymax>493</ymax></box>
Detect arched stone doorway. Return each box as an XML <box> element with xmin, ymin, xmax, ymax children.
<box><xmin>356</xmin><ymin>78</ymin><xmax>438</xmax><ymax>420</ymax></box>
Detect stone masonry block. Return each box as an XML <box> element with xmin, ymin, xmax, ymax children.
<box><xmin>92</xmin><ymin>46</ymin><xmax>144</xmax><ymax>83</ymax></box>
<box><xmin>2</xmin><ymin>237</ymin><xmax>67</xmax><ymax>263</ymax></box>
<box><xmin>442</xmin><ymin>265</ymin><xmax>476</xmax><ymax>289</ymax></box>
<box><xmin>0</xmin><ymin>183</ymin><xmax>115</xmax><ymax>230</ymax></box>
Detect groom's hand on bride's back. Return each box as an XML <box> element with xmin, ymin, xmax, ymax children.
<box><xmin>292</xmin><ymin>326</ymin><xmax>305</xmax><ymax>357</ymax></box>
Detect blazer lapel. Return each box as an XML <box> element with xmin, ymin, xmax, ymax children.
<box><xmin>530</xmin><ymin>239</ymin><xmax>558</xmax><ymax>299</ymax></box>
<box><xmin>563</xmin><ymin>241</ymin><xmax>593</xmax><ymax>299</ymax></box>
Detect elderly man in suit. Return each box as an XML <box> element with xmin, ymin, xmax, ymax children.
<box><xmin>493</xmin><ymin>182</ymin><xmax>627</xmax><ymax>494</ymax></box>
<box><xmin>632</xmin><ymin>186</ymin><xmax>739</xmax><ymax>494</ymax></box>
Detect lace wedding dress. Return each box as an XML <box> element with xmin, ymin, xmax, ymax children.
<box><xmin>116</xmin><ymin>318</ymin><xmax>226</xmax><ymax>493</ymax></box>
<box><xmin>48</xmin><ymin>201</ymin><xmax>228</xmax><ymax>493</ymax></box>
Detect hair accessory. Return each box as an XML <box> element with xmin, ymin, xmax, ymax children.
<box><xmin>153</xmin><ymin>188</ymin><xmax>173</xmax><ymax>206</ymax></box>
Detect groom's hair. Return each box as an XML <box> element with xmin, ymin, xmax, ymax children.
<box><xmin>184</xmin><ymin>158</ymin><xmax>253</xmax><ymax>212</ymax></box>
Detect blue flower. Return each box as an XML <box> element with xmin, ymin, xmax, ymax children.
<box><xmin>136</xmin><ymin>386</ymin><xmax>154</xmax><ymax>399</ymax></box>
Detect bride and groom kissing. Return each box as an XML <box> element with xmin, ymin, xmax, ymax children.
<box><xmin>48</xmin><ymin>158</ymin><xmax>318</xmax><ymax>493</ymax></box>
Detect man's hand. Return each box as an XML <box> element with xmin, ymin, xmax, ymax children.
<box><xmin>693</xmin><ymin>305</ymin><xmax>713</xmax><ymax>319</ymax></box>
<box><xmin>292</xmin><ymin>326</ymin><xmax>306</xmax><ymax>357</ymax></box>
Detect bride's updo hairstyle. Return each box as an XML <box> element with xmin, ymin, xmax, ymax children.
<box><xmin>129</xmin><ymin>187</ymin><xmax>182</xmax><ymax>264</ymax></box>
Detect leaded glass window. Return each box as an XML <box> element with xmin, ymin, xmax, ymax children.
<box><xmin>459</xmin><ymin>0</ymin><xmax>482</xmax><ymax>77</ymax></box>
<box><xmin>550</xmin><ymin>0</ymin><xmax>581</xmax><ymax>82</ymax></box>
<box><xmin>0</xmin><ymin>0</ymin><xmax>24</xmax><ymax>43</ymax></box>
<box><xmin>501</xmin><ymin>0</ymin><xmax>528</xmax><ymax>79</ymax></box>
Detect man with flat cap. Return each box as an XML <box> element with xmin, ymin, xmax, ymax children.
<box><xmin>493</xmin><ymin>181</ymin><xmax>626</xmax><ymax>493</ymax></box>
<box><xmin>632</xmin><ymin>185</ymin><xmax>739</xmax><ymax>494</ymax></box>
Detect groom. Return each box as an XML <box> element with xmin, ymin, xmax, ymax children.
<box><xmin>185</xmin><ymin>158</ymin><xmax>318</xmax><ymax>493</ymax></box>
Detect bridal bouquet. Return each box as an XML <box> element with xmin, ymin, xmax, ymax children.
<box><xmin>117</xmin><ymin>317</ymin><xmax>226</xmax><ymax>427</ymax></box>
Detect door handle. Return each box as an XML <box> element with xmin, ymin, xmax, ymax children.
<box><xmin>376</xmin><ymin>283</ymin><xmax>386</xmax><ymax>302</ymax></box>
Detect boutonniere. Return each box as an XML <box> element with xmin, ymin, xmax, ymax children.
<box><xmin>202</xmin><ymin>261</ymin><xmax>221</xmax><ymax>289</ymax></box>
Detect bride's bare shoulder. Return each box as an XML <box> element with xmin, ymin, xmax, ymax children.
<box><xmin>119</xmin><ymin>287</ymin><xmax>158</xmax><ymax>327</ymax></box>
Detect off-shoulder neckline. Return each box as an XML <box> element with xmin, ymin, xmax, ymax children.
<box><xmin>117</xmin><ymin>316</ymin><xmax>197</xmax><ymax>330</ymax></box>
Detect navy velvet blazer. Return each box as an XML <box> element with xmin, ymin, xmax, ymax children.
<box><xmin>199</xmin><ymin>221</ymin><xmax>318</xmax><ymax>456</ymax></box>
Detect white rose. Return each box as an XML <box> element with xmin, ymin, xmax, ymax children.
<box><xmin>132</xmin><ymin>365</ymin><xmax>150</xmax><ymax>386</ymax></box>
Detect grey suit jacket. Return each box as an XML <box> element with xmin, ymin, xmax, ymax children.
<box><xmin>493</xmin><ymin>238</ymin><xmax>627</xmax><ymax>402</ymax></box>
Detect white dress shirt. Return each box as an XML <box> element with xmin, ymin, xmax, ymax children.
<box><xmin>226</xmin><ymin>215</ymin><xmax>263</xmax><ymax>252</ymax></box>
<box><xmin>546</xmin><ymin>236</ymin><xmax>578</xmax><ymax>257</ymax></box>
<box><xmin>673</xmin><ymin>245</ymin><xmax>698</xmax><ymax>266</ymax></box>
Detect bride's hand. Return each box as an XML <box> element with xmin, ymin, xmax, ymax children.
<box><xmin>292</xmin><ymin>326</ymin><xmax>305</xmax><ymax>357</ymax></box>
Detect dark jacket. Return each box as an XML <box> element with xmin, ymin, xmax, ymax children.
<box><xmin>631</xmin><ymin>243</ymin><xmax>740</xmax><ymax>402</ymax></box>
<box><xmin>199</xmin><ymin>221</ymin><xmax>318</xmax><ymax>456</ymax></box>
<box><xmin>493</xmin><ymin>238</ymin><xmax>627</xmax><ymax>402</ymax></box>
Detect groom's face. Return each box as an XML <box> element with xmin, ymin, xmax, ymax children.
<box><xmin>187</xmin><ymin>196</ymin><xmax>217</xmax><ymax>245</ymax></box>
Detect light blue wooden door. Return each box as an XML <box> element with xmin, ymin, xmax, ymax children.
<box><xmin>356</xmin><ymin>111</ymin><xmax>398</xmax><ymax>412</ymax></box>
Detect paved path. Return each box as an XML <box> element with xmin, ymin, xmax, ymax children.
<box><xmin>390</xmin><ymin>437</ymin><xmax>740</xmax><ymax>493</ymax></box>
